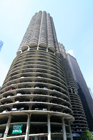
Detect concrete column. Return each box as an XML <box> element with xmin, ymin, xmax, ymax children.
<box><xmin>35</xmin><ymin>136</ymin><xmax>37</xmax><ymax>140</ymax></box>
<box><xmin>46</xmin><ymin>48</ymin><xmax>48</xmax><ymax>52</ymax></box>
<box><xmin>39</xmin><ymin>137</ymin><xmax>41</xmax><ymax>140</ymax></box>
<box><xmin>37</xmin><ymin>46</ymin><xmax>39</xmax><ymax>50</ymax></box>
<box><xmin>3</xmin><ymin>115</ymin><xmax>11</xmax><ymax>140</ymax></box>
<box><xmin>28</xmin><ymin>46</ymin><xmax>30</xmax><ymax>50</ymax></box>
<box><xmin>48</xmin><ymin>105</ymin><xmax>50</xmax><ymax>111</ymax></box>
<box><xmin>25</xmin><ymin>114</ymin><xmax>30</xmax><ymax>140</ymax></box>
<box><xmin>62</xmin><ymin>118</ymin><xmax>67</xmax><ymax>140</ymax></box>
<box><xmin>48</xmin><ymin>114</ymin><xmax>51</xmax><ymax>140</ymax></box>
<box><xmin>29</xmin><ymin>105</ymin><xmax>32</xmax><ymax>110</ymax></box>
<box><xmin>69</xmin><ymin>121</ymin><xmax>73</xmax><ymax>140</ymax></box>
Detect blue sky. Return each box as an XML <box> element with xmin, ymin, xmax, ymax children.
<box><xmin>0</xmin><ymin>0</ymin><xmax>93</xmax><ymax>93</ymax></box>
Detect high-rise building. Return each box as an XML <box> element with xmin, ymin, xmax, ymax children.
<box><xmin>0</xmin><ymin>40</ymin><xmax>3</xmax><ymax>51</ymax></box>
<box><xmin>67</xmin><ymin>53</ymin><xmax>93</xmax><ymax>131</ymax></box>
<box><xmin>88</xmin><ymin>88</ymin><xmax>93</xmax><ymax>100</ymax></box>
<box><xmin>0</xmin><ymin>11</ymin><xmax>88</xmax><ymax>140</ymax></box>
<box><xmin>59</xmin><ymin>44</ymin><xmax>88</xmax><ymax>137</ymax></box>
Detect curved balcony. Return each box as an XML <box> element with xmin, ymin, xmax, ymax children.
<box><xmin>2</xmin><ymin>71</ymin><xmax>66</xmax><ymax>91</ymax></box>
<box><xmin>6</xmin><ymin>64</ymin><xmax>65</xmax><ymax>82</ymax></box>
<box><xmin>17</xmin><ymin>50</ymin><xmax>21</xmax><ymax>55</ymax></box>
<box><xmin>0</xmin><ymin>48</ymin><xmax>74</xmax><ymax>140</ymax></box>
<box><xmin>68</xmin><ymin>88</ymin><xmax>88</xmax><ymax>134</ymax></box>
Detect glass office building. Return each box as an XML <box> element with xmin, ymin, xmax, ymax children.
<box><xmin>67</xmin><ymin>53</ymin><xmax>93</xmax><ymax>131</ymax></box>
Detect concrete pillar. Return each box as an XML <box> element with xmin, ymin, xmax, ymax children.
<box><xmin>37</xmin><ymin>46</ymin><xmax>39</xmax><ymax>50</ymax></box>
<box><xmin>29</xmin><ymin>105</ymin><xmax>32</xmax><ymax>110</ymax></box>
<box><xmin>48</xmin><ymin>114</ymin><xmax>51</xmax><ymax>140</ymax></box>
<box><xmin>3</xmin><ymin>115</ymin><xmax>11</xmax><ymax>140</ymax></box>
<box><xmin>39</xmin><ymin>137</ymin><xmax>41</xmax><ymax>140</ymax></box>
<box><xmin>62</xmin><ymin>118</ymin><xmax>67</xmax><ymax>140</ymax></box>
<box><xmin>48</xmin><ymin>105</ymin><xmax>50</xmax><ymax>111</ymax></box>
<box><xmin>46</xmin><ymin>48</ymin><xmax>48</xmax><ymax>52</ymax></box>
<box><xmin>69</xmin><ymin>121</ymin><xmax>73</xmax><ymax>140</ymax></box>
<box><xmin>28</xmin><ymin>46</ymin><xmax>30</xmax><ymax>50</ymax></box>
<box><xmin>35</xmin><ymin>136</ymin><xmax>38</xmax><ymax>140</ymax></box>
<box><xmin>25</xmin><ymin>114</ymin><xmax>30</xmax><ymax>140</ymax></box>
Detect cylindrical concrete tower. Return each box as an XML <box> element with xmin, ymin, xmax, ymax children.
<box><xmin>0</xmin><ymin>11</ymin><xmax>74</xmax><ymax>140</ymax></box>
<box><xmin>59</xmin><ymin>43</ymin><xmax>89</xmax><ymax>136</ymax></box>
<box><xmin>17</xmin><ymin>11</ymin><xmax>59</xmax><ymax>55</ymax></box>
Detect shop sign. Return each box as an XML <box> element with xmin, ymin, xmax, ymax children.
<box><xmin>12</xmin><ymin>124</ymin><xmax>23</xmax><ymax>134</ymax></box>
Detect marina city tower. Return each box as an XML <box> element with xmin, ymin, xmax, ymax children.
<box><xmin>0</xmin><ymin>11</ymin><xmax>88</xmax><ymax>140</ymax></box>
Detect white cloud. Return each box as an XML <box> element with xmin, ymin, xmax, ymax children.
<box><xmin>0</xmin><ymin>60</ymin><xmax>9</xmax><ymax>87</ymax></box>
<box><xmin>67</xmin><ymin>50</ymin><xmax>75</xmax><ymax>57</ymax></box>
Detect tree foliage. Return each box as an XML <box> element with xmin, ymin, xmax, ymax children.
<box><xmin>80</xmin><ymin>130</ymin><xmax>93</xmax><ymax>140</ymax></box>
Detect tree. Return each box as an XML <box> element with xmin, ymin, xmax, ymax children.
<box><xmin>80</xmin><ymin>130</ymin><xmax>93</xmax><ymax>140</ymax></box>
